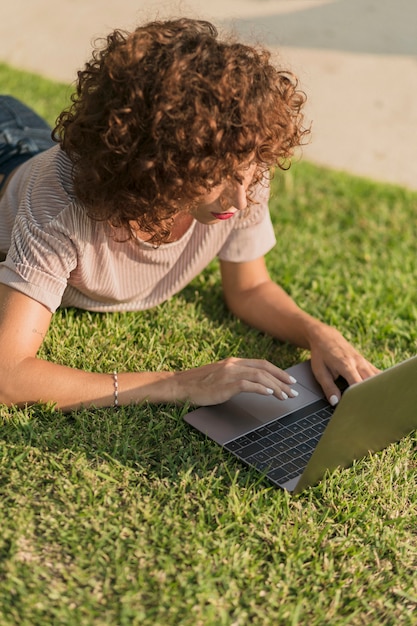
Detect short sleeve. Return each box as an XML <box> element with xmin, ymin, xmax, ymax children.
<box><xmin>218</xmin><ymin>180</ymin><xmax>276</xmax><ymax>262</ymax></box>
<box><xmin>0</xmin><ymin>207</ymin><xmax>79</xmax><ymax>312</ymax></box>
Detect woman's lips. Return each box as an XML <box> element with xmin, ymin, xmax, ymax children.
<box><xmin>211</xmin><ymin>212</ymin><xmax>236</xmax><ymax>220</ymax></box>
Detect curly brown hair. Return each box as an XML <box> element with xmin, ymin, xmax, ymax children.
<box><xmin>53</xmin><ymin>18</ymin><xmax>309</xmax><ymax>244</ymax></box>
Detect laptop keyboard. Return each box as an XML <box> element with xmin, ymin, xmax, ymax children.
<box><xmin>224</xmin><ymin>399</ymin><xmax>335</xmax><ymax>486</ymax></box>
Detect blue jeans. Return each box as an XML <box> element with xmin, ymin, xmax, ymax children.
<box><xmin>0</xmin><ymin>95</ymin><xmax>55</xmax><ymax>191</ymax></box>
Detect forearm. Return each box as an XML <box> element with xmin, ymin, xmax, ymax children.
<box><xmin>1</xmin><ymin>354</ymin><xmax>303</xmax><ymax>411</ymax></box>
<box><xmin>221</xmin><ymin>262</ymin><xmax>379</xmax><ymax>403</ymax></box>
<box><xmin>0</xmin><ymin>285</ymin><xmax>301</xmax><ymax>411</ymax></box>
<box><xmin>1</xmin><ymin>357</ymin><xmax>178</xmax><ymax>411</ymax></box>
<box><xmin>224</xmin><ymin>279</ymin><xmax>324</xmax><ymax>349</ymax></box>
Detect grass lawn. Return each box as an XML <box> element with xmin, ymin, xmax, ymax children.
<box><xmin>0</xmin><ymin>64</ymin><xmax>416</xmax><ymax>626</ymax></box>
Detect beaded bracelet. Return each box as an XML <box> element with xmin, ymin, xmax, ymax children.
<box><xmin>112</xmin><ymin>371</ymin><xmax>119</xmax><ymax>407</ymax></box>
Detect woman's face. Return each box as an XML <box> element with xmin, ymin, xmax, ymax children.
<box><xmin>190</xmin><ymin>163</ymin><xmax>257</xmax><ymax>225</ymax></box>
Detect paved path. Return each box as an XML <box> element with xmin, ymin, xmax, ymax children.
<box><xmin>1</xmin><ymin>0</ymin><xmax>416</xmax><ymax>190</ymax></box>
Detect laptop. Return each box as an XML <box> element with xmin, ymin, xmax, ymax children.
<box><xmin>184</xmin><ymin>355</ymin><xmax>417</xmax><ymax>494</ymax></box>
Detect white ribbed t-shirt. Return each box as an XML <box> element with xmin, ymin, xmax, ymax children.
<box><xmin>0</xmin><ymin>146</ymin><xmax>276</xmax><ymax>313</ymax></box>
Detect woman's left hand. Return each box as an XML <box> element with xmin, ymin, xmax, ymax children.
<box><xmin>308</xmin><ymin>322</ymin><xmax>380</xmax><ymax>406</ymax></box>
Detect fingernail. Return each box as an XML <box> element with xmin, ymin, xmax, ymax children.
<box><xmin>281</xmin><ymin>392</ymin><xmax>289</xmax><ymax>400</ymax></box>
<box><xmin>290</xmin><ymin>389</ymin><xmax>299</xmax><ymax>397</ymax></box>
<box><xmin>265</xmin><ymin>387</ymin><xmax>274</xmax><ymax>395</ymax></box>
<box><xmin>289</xmin><ymin>376</ymin><xmax>297</xmax><ymax>384</ymax></box>
<box><xmin>330</xmin><ymin>395</ymin><xmax>339</xmax><ymax>406</ymax></box>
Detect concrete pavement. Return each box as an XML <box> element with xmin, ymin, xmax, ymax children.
<box><xmin>0</xmin><ymin>0</ymin><xmax>416</xmax><ymax>190</ymax></box>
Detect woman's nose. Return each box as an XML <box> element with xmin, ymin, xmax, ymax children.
<box><xmin>223</xmin><ymin>181</ymin><xmax>247</xmax><ymax>211</ymax></box>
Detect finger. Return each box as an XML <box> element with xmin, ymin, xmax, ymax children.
<box><xmin>262</xmin><ymin>379</ymin><xmax>299</xmax><ymax>400</ymax></box>
<box><xmin>195</xmin><ymin>381</ymin><xmax>280</xmax><ymax>405</ymax></box>
<box><xmin>356</xmin><ymin>360</ymin><xmax>380</xmax><ymax>380</ymax></box>
<box><xmin>237</xmin><ymin>363</ymin><xmax>299</xmax><ymax>400</ymax></box>
<box><xmin>338</xmin><ymin>359</ymin><xmax>379</xmax><ymax>387</ymax></box>
<box><xmin>193</xmin><ymin>358</ymin><xmax>300</xmax><ymax>404</ymax></box>
<box><xmin>231</xmin><ymin>378</ymin><xmax>296</xmax><ymax>401</ymax></box>
<box><xmin>312</xmin><ymin>361</ymin><xmax>343</xmax><ymax>406</ymax></box>
<box><xmin>222</xmin><ymin>366</ymin><xmax>299</xmax><ymax>401</ymax></box>
<box><xmin>314</xmin><ymin>358</ymin><xmax>379</xmax><ymax>406</ymax></box>
<box><xmin>240</xmin><ymin>358</ymin><xmax>298</xmax><ymax>386</ymax></box>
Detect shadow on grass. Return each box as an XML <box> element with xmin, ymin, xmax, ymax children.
<box><xmin>0</xmin><ymin>400</ymin><xmax>284</xmax><ymax>496</ymax></box>
<box><xmin>0</xmin><ymin>267</ymin><xmax>305</xmax><ymax>493</ymax></box>
<box><xmin>0</xmin><ymin>375</ymin><xmax>304</xmax><ymax>497</ymax></box>
<box><xmin>178</xmin><ymin>271</ymin><xmax>305</xmax><ymax>368</ymax></box>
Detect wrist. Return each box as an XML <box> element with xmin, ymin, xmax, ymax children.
<box><xmin>305</xmin><ymin>318</ymin><xmax>346</xmax><ymax>355</ymax></box>
<box><xmin>117</xmin><ymin>370</ymin><xmax>179</xmax><ymax>405</ymax></box>
<box><xmin>169</xmin><ymin>369</ymin><xmax>195</xmax><ymax>404</ymax></box>
<box><xmin>301</xmin><ymin>316</ymin><xmax>328</xmax><ymax>351</ymax></box>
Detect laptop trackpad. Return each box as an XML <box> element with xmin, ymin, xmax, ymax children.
<box><xmin>228</xmin><ymin>382</ymin><xmax>322</xmax><ymax>423</ymax></box>
<box><xmin>184</xmin><ymin>401</ymin><xmax>261</xmax><ymax>445</ymax></box>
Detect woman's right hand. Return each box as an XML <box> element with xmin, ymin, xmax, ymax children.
<box><xmin>0</xmin><ymin>285</ymin><xmax>298</xmax><ymax>410</ymax></box>
<box><xmin>172</xmin><ymin>357</ymin><xmax>299</xmax><ymax>406</ymax></box>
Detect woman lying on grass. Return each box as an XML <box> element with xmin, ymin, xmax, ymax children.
<box><xmin>0</xmin><ymin>17</ymin><xmax>378</xmax><ymax>411</ymax></box>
